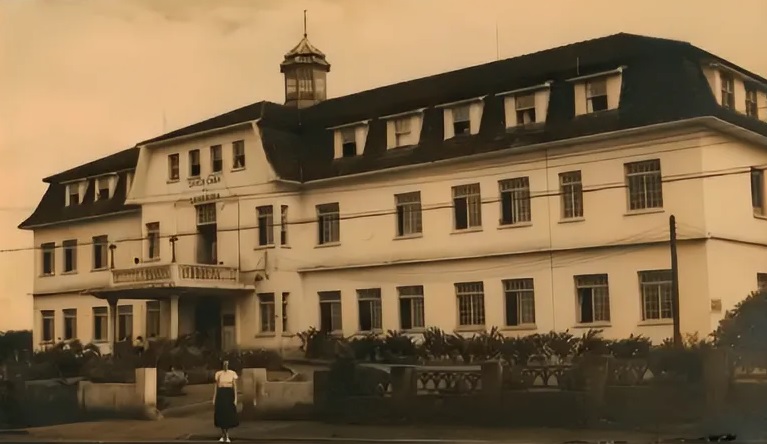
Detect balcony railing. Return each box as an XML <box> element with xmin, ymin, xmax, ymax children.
<box><xmin>111</xmin><ymin>263</ymin><xmax>239</xmax><ymax>286</ymax></box>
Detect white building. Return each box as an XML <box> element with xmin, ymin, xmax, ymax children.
<box><xmin>19</xmin><ymin>33</ymin><xmax>767</xmax><ymax>352</ymax></box>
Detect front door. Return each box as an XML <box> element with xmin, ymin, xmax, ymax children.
<box><xmin>221</xmin><ymin>314</ymin><xmax>236</xmax><ymax>351</ymax></box>
<box><xmin>194</xmin><ymin>297</ymin><xmax>222</xmax><ymax>349</ymax></box>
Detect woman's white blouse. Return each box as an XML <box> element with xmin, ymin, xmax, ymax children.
<box><xmin>215</xmin><ymin>370</ymin><xmax>238</xmax><ymax>387</ymax></box>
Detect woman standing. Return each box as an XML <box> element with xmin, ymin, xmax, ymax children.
<box><xmin>212</xmin><ymin>360</ymin><xmax>239</xmax><ymax>442</ymax></box>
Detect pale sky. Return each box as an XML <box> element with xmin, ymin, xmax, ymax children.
<box><xmin>1</xmin><ymin>0</ymin><xmax>765</xmax><ymax>331</ymax></box>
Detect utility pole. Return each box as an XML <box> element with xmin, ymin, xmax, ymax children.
<box><xmin>669</xmin><ymin>215</ymin><xmax>682</xmax><ymax>347</ymax></box>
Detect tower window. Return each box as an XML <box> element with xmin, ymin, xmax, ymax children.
<box><xmin>298</xmin><ymin>69</ymin><xmax>313</xmax><ymax>97</ymax></box>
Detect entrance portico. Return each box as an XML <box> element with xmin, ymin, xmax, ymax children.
<box><xmin>87</xmin><ymin>262</ymin><xmax>255</xmax><ymax>354</ymax></box>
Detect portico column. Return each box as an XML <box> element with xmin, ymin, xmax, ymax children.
<box><xmin>169</xmin><ymin>295</ymin><xmax>179</xmax><ymax>340</ymax></box>
<box><xmin>107</xmin><ymin>296</ymin><xmax>118</xmax><ymax>356</ymax></box>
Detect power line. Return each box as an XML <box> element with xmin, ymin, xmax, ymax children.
<box><xmin>0</xmin><ymin>162</ymin><xmax>743</xmax><ymax>254</ymax></box>
<box><xmin>120</xmin><ymin>132</ymin><xmax>715</xmax><ymax>202</ymax></box>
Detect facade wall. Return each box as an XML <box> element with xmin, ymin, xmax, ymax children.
<box><xmin>29</xmin><ymin>125</ymin><xmax>767</xmax><ymax>350</ymax></box>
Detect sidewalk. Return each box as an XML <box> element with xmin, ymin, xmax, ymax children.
<box><xmin>4</xmin><ymin>414</ymin><xmax>685</xmax><ymax>443</ymax></box>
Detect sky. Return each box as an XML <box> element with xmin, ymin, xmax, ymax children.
<box><xmin>1</xmin><ymin>0</ymin><xmax>766</xmax><ymax>332</ymax></box>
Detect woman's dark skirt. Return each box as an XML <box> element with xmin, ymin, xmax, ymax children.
<box><xmin>214</xmin><ymin>387</ymin><xmax>239</xmax><ymax>429</ymax></box>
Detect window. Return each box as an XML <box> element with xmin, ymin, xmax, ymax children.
<box><xmin>258</xmin><ymin>293</ymin><xmax>276</xmax><ymax>333</ymax></box>
<box><xmin>63</xmin><ymin>239</ymin><xmax>77</xmax><ymax>273</ymax></box>
<box><xmin>146</xmin><ymin>222</ymin><xmax>160</xmax><ymax>259</ymax></box>
<box><xmin>503</xmin><ymin>279</ymin><xmax>535</xmax><ymax>326</ymax></box>
<box><xmin>318</xmin><ymin>291</ymin><xmax>342</xmax><ymax>333</ymax></box>
<box><xmin>189</xmin><ymin>149</ymin><xmax>201</xmax><ymax>177</ymax></box>
<box><xmin>721</xmin><ymin>73</ymin><xmax>735</xmax><ymax>109</ymax></box>
<box><xmin>394</xmin><ymin>117</ymin><xmax>412</xmax><ymax>147</ymax></box>
<box><xmin>63</xmin><ymin>309</ymin><xmax>77</xmax><ymax>340</ymax></box>
<box><xmin>297</xmin><ymin>68</ymin><xmax>313</xmax><ymax>96</ymax></box>
<box><xmin>117</xmin><ymin>305</ymin><xmax>133</xmax><ymax>340</ymax></box>
<box><xmin>625</xmin><ymin>159</ymin><xmax>663</xmax><ymax>211</ymax></box>
<box><xmin>499</xmin><ymin>177</ymin><xmax>531</xmax><ymax>225</ymax></box>
<box><xmin>280</xmin><ymin>205</ymin><xmax>289</xmax><ymax>246</ymax></box>
<box><xmin>746</xmin><ymin>87</ymin><xmax>759</xmax><ymax>118</ymax></box>
<box><xmin>168</xmin><ymin>154</ymin><xmax>180</xmax><ymax>181</ymax></box>
<box><xmin>639</xmin><ymin>270</ymin><xmax>673</xmax><ymax>321</ymax></box>
<box><xmin>515</xmin><ymin>93</ymin><xmax>536</xmax><ymax>125</ymax></box>
<box><xmin>452</xmin><ymin>183</ymin><xmax>482</xmax><ymax>230</ymax></box>
<box><xmin>586</xmin><ymin>78</ymin><xmax>608</xmax><ymax>113</ymax></box>
<box><xmin>67</xmin><ymin>184</ymin><xmax>80</xmax><ymax>206</ymax></box>
<box><xmin>452</xmin><ymin>105</ymin><xmax>471</xmax><ymax>136</ymax></box>
<box><xmin>341</xmin><ymin>128</ymin><xmax>356</xmax><ymax>158</ymax></box>
<box><xmin>196</xmin><ymin>203</ymin><xmax>216</xmax><ymax>225</ymax></box>
<box><xmin>211</xmin><ymin>145</ymin><xmax>223</xmax><ymax>173</ymax></box>
<box><xmin>41</xmin><ymin>310</ymin><xmax>54</xmax><ymax>343</ymax></box>
<box><xmin>145</xmin><ymin>301</ymin><xmax>161</xmax><ymax>338</ymax></box>
<box><xmin>232</xmin><ymin>140</ymin><xmax>246</xmax><ymax>169</ymax></box>
<box><xmin>560</xmin><ymin>171</ymin><xmax>584</xmax><ymax>219</ymax></box>
<box><xmin>41</xmin><ymin>242</ymin><xmax>55</xmax><ymax>276</ymax></box>
<box><xmin>92</xmin><ymin>235</ymin><xmax>108</xmax><ymax>270</ymax></box>
<box><xmin>575</xmin><ymin>274</ymin><xmax>610</xmax><ymax>323</ymax></box>
<box><xmin>357</xmin><ymin>288</ymin><xmax>382</xmax><ymax>332</ymax></box>
<box><xmin>281</xmin><ymin>292</ymin><xmax>289</xmax><ymax>333</ymax></box>
<box><xmin>395</xmin><ymin>192</ymin><xmax>422</xmax><ymax>237</ymax></box>
<box><xmin>317</xmin><ymin>203</ymin><xmax>340</xmax><ymax>245</ymax></box>
<box><xmin>257</xmin><ymin>206</ymin><xmax>274</xmax><ymax>246</ymax></box>
<box><xmin>758</xmin><ymin>273</ymin><xmax>767</xmax><ymax>291</ymax></box>
<box><xmin>752</xmin><ymin>168</ymin><xmax>764</xmax><ymax>215</ymax></box>
<box><xmin>93</xmin><ymin>307</ymin><xmax>108</xmax><ymax>342</ymax></box>
<box><xmin>456</xmin><ymin>282</ymin><xmax>485</xmax><ymax>327</ymax></box>
<box><xmin>96</xmin><ymin>177</ymin><xmax>110</xmax><ymax>201</ymax></box>
<box><xmin>398</xmin><ymin>285</ymin><xmax>424</xmax><ymax>331</ymax></box>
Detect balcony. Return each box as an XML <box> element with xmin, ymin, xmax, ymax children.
<box><xmin>108</xmin><ymin>263</ymin><xmax>251</xmax><ymax>294</ymax></box>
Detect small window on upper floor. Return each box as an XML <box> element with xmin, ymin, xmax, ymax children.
<box><xmin>189</xmin><ymin>149</ymin><xmax>201</xmax><ymax>177</ymax></box>
<box><xmin>394</xmin><ymin>118</ymin><xmax>412</xmax><ymax>147</ymax></box>
<box><xmin>451</xmin><ymin>105</ymin><xmax>471</xmax><ymax>136</ymax></box>
<box><xmin>232</xmin><ymin>140</ymin><xmax>246</xmax><ymax>170</ymax></box>
<box><xmin>168</xmin><ymin>154</ymin><xmax>180</xmax><ymax>181</ymax></box>
<box><xmin>721</xmin><ymin>73</ymin><xmax>735</xmax><ymax>109</ymax></box>
<box><xmin>211</xmin><ymin>145</ymin><xmax>223</xmax><ymax>173</ymax></box>
<box><xmin>751</xmin><ymin>168</ymin><xmax>764</xmax><ymax>216</ymax></box>
<box><xmin>586</xmin><ymin>78</ymin><xmax>608</xmax><ymax>113</ymax></box>
<box><xmin>746</xmin><ymin>86</ymin><xmax>759</xmax><ymax>118</ymax></box>
<box><xmin>515</xmin><ymin>93</ymin><xmax>536</xmax><ymax>125</ymax></box>
<box><xmin>341</xmin><ymin>128</ymin><xmax>356</xmax><ymax>158</ymax></box>
<box><xmin>66</xmin><ymin>183</ymin><xmax>80</xmax><ymax>206</ymax></box>
<box><xmin>96</xmin><ymin>177</ymin><xmax>110</xmax><ymax>201</ymax></box>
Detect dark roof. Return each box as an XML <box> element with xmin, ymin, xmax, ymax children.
<box><xmin>23</xmin><ymin>32</ymin><xmax>767</xmax><ymax>229</ymax></box>
<box><xmin>19</xmin><ymin>170</ymin><xmax>139</xmax><ymax>229</ymax></box>
<box><xmin>44</xmin><ymin>147</ymin><xmax>139</xmax><ymax>183</ymax></box>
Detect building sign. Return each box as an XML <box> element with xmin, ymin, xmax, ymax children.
<box><xmin>190</xmin><ymin>192</ymin><xmax>221</xmax><ymax>205</ymax></box>
<box><xmin>188</xmin><ymin>174</ymin><xmax>221</xmax><ymax>188</ymax></box>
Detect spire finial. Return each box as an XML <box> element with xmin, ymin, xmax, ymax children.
<box><xmin>303</xmin><ymin>10</ymin><xmax>307</xmax><ymax>38</ymax></box>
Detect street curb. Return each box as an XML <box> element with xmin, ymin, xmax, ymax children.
<box><xmin>183</xmin><ymin>436</ymin><xmax>496</xmax><ymax>443</ymax></box>
<box><xmin>162</xmin><ymin>401</ymin><xmax>213</xmax><ymax>418</ymax></box>
<box><xmin>0</xmin><ymin>429</ymin><xmax>29</xmax><ymax>435</ymax></box>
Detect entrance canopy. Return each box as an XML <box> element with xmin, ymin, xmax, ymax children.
<box><xmin>85</xmin><ymin>284</ymin><xmax>253</xmax><ymax>301</ymax></box>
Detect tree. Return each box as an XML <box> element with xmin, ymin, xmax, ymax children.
<box><xmin>712</xmin><ymin>290</ymin><xmax>767</xmax><ymax>352</ymax></box>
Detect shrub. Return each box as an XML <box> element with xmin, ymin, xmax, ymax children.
<box><xmin>297</xmin><ymin>327</ymin><xmax>336</xmax><ymax>359</ymax></box>
<box><xmin>713</xmin><ymin>290</ymin><xmax>767</xmax><ymax>352</ymax></box>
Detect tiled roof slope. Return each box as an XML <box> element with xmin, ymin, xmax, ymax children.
<box><xmin>19</xmin><ymin>149</ymin><xmax>139</xmax><ymax>229</ymax></box>
<box><xmin>21</xmin><ymin>33</ymin><xmax>767</xmax><ymax>229</ymax></box>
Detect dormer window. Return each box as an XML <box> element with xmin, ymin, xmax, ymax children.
<box><xmin>384</xmin><ymin>110</ymin><xmax>424</xmax><ymax>149</ymax></box>
<box><xmin>332</xmin><ymin>123</ymin><xmax>369</xmax><ymax>159</ymax></box>
<box><xmin>746</xmin><ymin>86</ymin><xmax>758</xmax><ymax>118</ymax></box>
<box><xmin>341</xmin><ymin>128</ymin><xmax>356</xmax><ymax>158</ymax></box>
<box><xmin>721</xmin><ymin>73</ymin><xmax>735</xmax><ymax>109</ymax></box>
<box><xmin>394</xmin><ymin>118</ymin><xmax>411</xmax><ymax>146</ymax></box>
<box><xmin>586</xmin><ymin>79</ymin><xmax>608</xmax><ymax>113</ymax></box>
<box><xmin>452</xmin><ymin>105</ymin><xmax>471</xmax><ymax>136</ymax></box>
<box><xmin>96</xmin><ymin>177</ymin><xmax>110</xmax><ymax>201</ymax></box>
<box><xmin>569</xmin><ymin>68</ymin><xmax>624</xmax><ymax>117</ymax></box>
<box><xmin>67</xmin><ymin>184</ymin><xmax>80</xmax><ymax>206</ymax></box>
<box><xmin>515</xmin><ymin>93</ymin><xmax>536</xmax><ymax>125</ymax></box>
